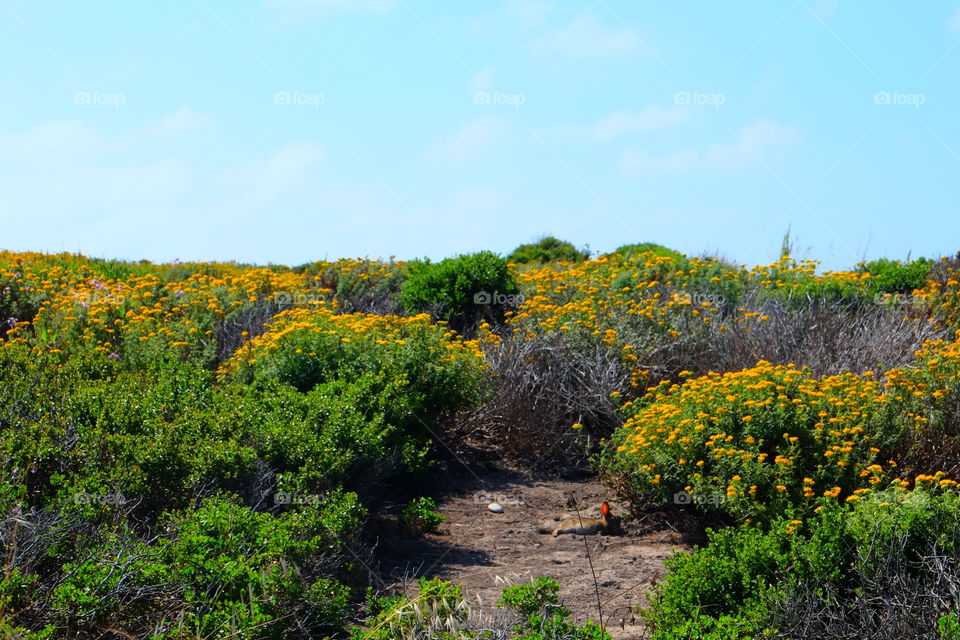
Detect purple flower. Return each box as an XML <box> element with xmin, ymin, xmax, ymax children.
<box><xmin>108</xmin><ymin>352</ymin><xmax>120</xmax><ymax>360</ymax></box>
<box><xmin>6</xmin><ymin>317</ymin><xmax>17</xmax><ymax>328</ymax></box>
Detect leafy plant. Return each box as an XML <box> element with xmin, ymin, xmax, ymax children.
<box><xmin>400</xmin><ymin>496</ymin><xmax>446</xmax><ymax>533</ymax></box>
<box><xmin>400</xmin><ymin>251</ymin><xmax>519</xmax><ymax>333</ymax></box>
<box><xmin>509</xmin><ymin>236</ymin><xmax>589</xmax><ymax>264</ymax></box>
<box><xmin>497</xmin><ymin>577</ymin><xmax>610</xmax><ymax>640</ymax></box>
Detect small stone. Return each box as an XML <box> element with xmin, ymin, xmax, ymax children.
<box><xmin>488</xmin><ymin>502</ymin><xmax>504</xmax><ymax>513</ymax></box>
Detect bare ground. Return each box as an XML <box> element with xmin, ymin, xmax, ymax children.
<box><xmin>368</xmin><ymin>459</ymin><xmax>692</xmax><ymax>639</ymax></box>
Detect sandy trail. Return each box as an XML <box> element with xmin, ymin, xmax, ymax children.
<box><xmin>372</xmin><ymin>461</ymin><xmax>690</xmax><ymax>639</ymax></box>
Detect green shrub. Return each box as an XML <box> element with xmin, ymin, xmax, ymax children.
<box><xmin>162</xmin><ymin>493</ymin><xmax>360</xmax><ymax>638</ymax></box>
<box><xmin>941</xmin><ymin>613</ymin><xmax>960</xmax><ymax>640</ymax></box>
<box><xmin>351</xmin><ymin>577</ymin><xmax>609</xmax><ymax>640</ymax></box>
<box><xmin>400</xmin><ymin>251</ymin><xmax>519</xmax><ymax>332</ymax></box>
<box><xmin>644</xmin><ymin>489</ymin><xmax>960</xmax><ymax>637</ymax></box>
<box><xmin>497</xmin><ymin>576</ymin><xmax>610</xmax><ymax>640</ymax></box>
<box><xmin>400</xmin><ymin>496</ymin><xmax>446</xmax><ymax>533</ymax></box>
<box><xmin>613</xmin><ymin>243</ymin><xmax>683</xmax><ymax>261</ymax></box>
<box><xmin>509</xmin><ymin>236</ymin><xmax>589</xmax><ymax>264</ymax></box>
<box><xmin>859</xmin><ymin>257</ymin><xmax>933</xmax><ymax>296</ymax></box>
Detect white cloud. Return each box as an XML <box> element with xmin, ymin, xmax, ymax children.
<box><xmin>426</xmin><ymin>117</ymin><xmax>510</xmax><ymax>162</ymax></box>
<box><xmin>0</xmin><ymin>111</ymin><xmax>334</xmax><ymax>261</ymax></box>
<box><xmin>470</xmin><ymin>67</ymin><xmax>496</xmax><ymax>93</ymax></box>
<box><xmin>533</xmin><ymin>15</ymin><xmax>641</xmax><ymax>60</ymax></box>
<box><xmin>551</xmin><ymin>106</ymin><xmax>690</xmax><ymax>142</ymax></box>
<box><xmin>949</xmin><ymin>6</ymin><xmax>960</xmax><ymax>33</ymax></box>
<box><xmin>146</xmin><ymin>106</ymin><xmax>214</xmax><ymax>138</ymax></box>
<box><xmin>221</xmin><ymin>141</ymin><xmax>327</xmax><ymax>201</ymax></box>
<box><xmin>619</xmin><ymin>120</ymin><xmax>800</xmax><ymax>174</ymax></box>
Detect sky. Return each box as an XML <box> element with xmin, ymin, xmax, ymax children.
<box><xmin>1</xmin><ymin>1</ymin><xmax>958</xmax><ymax>270</ymax></box>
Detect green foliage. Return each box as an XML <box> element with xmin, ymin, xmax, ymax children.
<box><xmin>400</xmin><ymin>496</ymin><xmax>446</xmax><ymax>533</ymax></box>
<box><xmin>400</xmin><ymin>251</ymin><xmax>519</xmax><ymax>331</ymax></box>
<box><xmin>161</xmin><ymin>493</ymin><xmax>360</xmax><ymax>637</ymax></box>
<box><xmin>940</xmin><ymin>613</ymin><xmax>960</xmax><ymax>640</ymax></box>
<box><xmin>351</xmin><ymin>577</ymin><xmax>609</xmax><ymax>640</ymax></box>
<box><xmin>644</xmin><ymin>489</ymin><xmax>960</xmax><ymax>635</ymax></box>
<box><xmin>509</xmin><ymin>236</ymin><xmax>589</xmax><ymax>264</ymax></box>
<box><xmin>497</xmin><ymin>577</ymin><xmax>610</xmax><ymax>640</ymax></box>
<box><xmin>613</xmin><ymin>243</ymin><xmax>683</xmax><ymax>261</ymax></box>
<box><xmin>0</xmin><ymin>621</ymin><xmax>55</xmax><ymax>640</ymax></box>
<box><xmin>859</xmin><ymin>257</ymin><xmax>933</xmax><ymax>296</ymax></box>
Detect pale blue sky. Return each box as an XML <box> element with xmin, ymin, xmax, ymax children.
<box><xmin>1</xmin><ymin>1</ymin><xmax>958</xmax><ymax>269</ymax></box>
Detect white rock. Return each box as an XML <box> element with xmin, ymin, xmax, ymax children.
<box><xmin>488</xmin><ymin>502</ymin><xmax>504</xmax><ymax>513</ymax></box>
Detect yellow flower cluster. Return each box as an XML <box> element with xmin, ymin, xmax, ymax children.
<box><xmin>218</xmin><ymin>305</ymin><xmax>484</xmax><ymax>380</ymax></box>
<box><xmin>607</xmin><ymin>356</ymin><xmax>960</xmax><ymax>519</ymax></box>
<box><xmin>0</xmin><ymin>252</ymin><xmax>403</xmax><ymax>364</ymax></box>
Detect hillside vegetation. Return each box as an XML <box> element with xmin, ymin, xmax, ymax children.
<box><xmin>2</xmin><ymin>245</ymin><xmax>960</xmax><ymax>638</ymax></box>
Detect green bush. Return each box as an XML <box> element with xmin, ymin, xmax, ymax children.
<box><xmin>509</xmin><ymin>236</ymin><xmax>589</xmax><ymax>264</ymax></box>
<box><xmin>497</xmin><ymin>576</ymin><xmax>610</xmax><ymax>640</ymax></box>
<box><xmin>399</xmin><ymin>496</ymin><xmax>446</xmax><ymax>533</ymax></box>
<box><xmin>859</xmin><ymin>257</ymin><xmax>933</xmax><ymax>296</ymax></box>
<box><xmin>645</xmin><ymin>489</ymin><xmax>960</xmax><ymax>637</ymax></box>
<box><xmin>350</xmin><ymin>577</ymin><xmax>609</xmax><ymax>640</ymax></box>
<box><xmin>162</xmin><ymin>493</ymin><xmax>360</xmax><ymax>638</ymax></box>
<box><xmin>613</xmin><ymin>243</ymin><xmax>683</xmax><ymax>261</ymax></box>
<box><xmin>400</xmin><ymin>251</ymin><xmax>519</xmax><ymax>332</ymax></box>
<box><xmin>941</xmin><ymin>613</ymin><xmax>960</xmax><ymax>640</ymax></box>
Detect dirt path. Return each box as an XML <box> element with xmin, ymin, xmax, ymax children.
<box><xmin>372</xmin><ymin>461</ymin><xmax>690</xmax><ymax>639</ymax></box>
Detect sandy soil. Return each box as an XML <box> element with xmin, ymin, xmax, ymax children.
<box><xmin>370</xmin><ymin>461</ymin><xmax>691</xmax><ymax>639</ymax></box>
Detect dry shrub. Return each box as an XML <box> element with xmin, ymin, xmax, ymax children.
<box><xmin>455</xmin><ymin>333</ymin><xmax>627</xmax><ymax>469</ymax></box>
<box><xmin>771</xmin><ymin>544</ymin><xmax>960</xmax><ymax>639</ymax></box>
<box><xmin>700</xmin><ymin>292</ymin><xmax>948</xmax><ymax>376</ymax></box>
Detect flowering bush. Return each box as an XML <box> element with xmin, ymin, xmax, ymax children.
<box><xmin>602</xmin><ymin>361</ymin><xmax>903</xmax><ymax>523</ymax></box>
